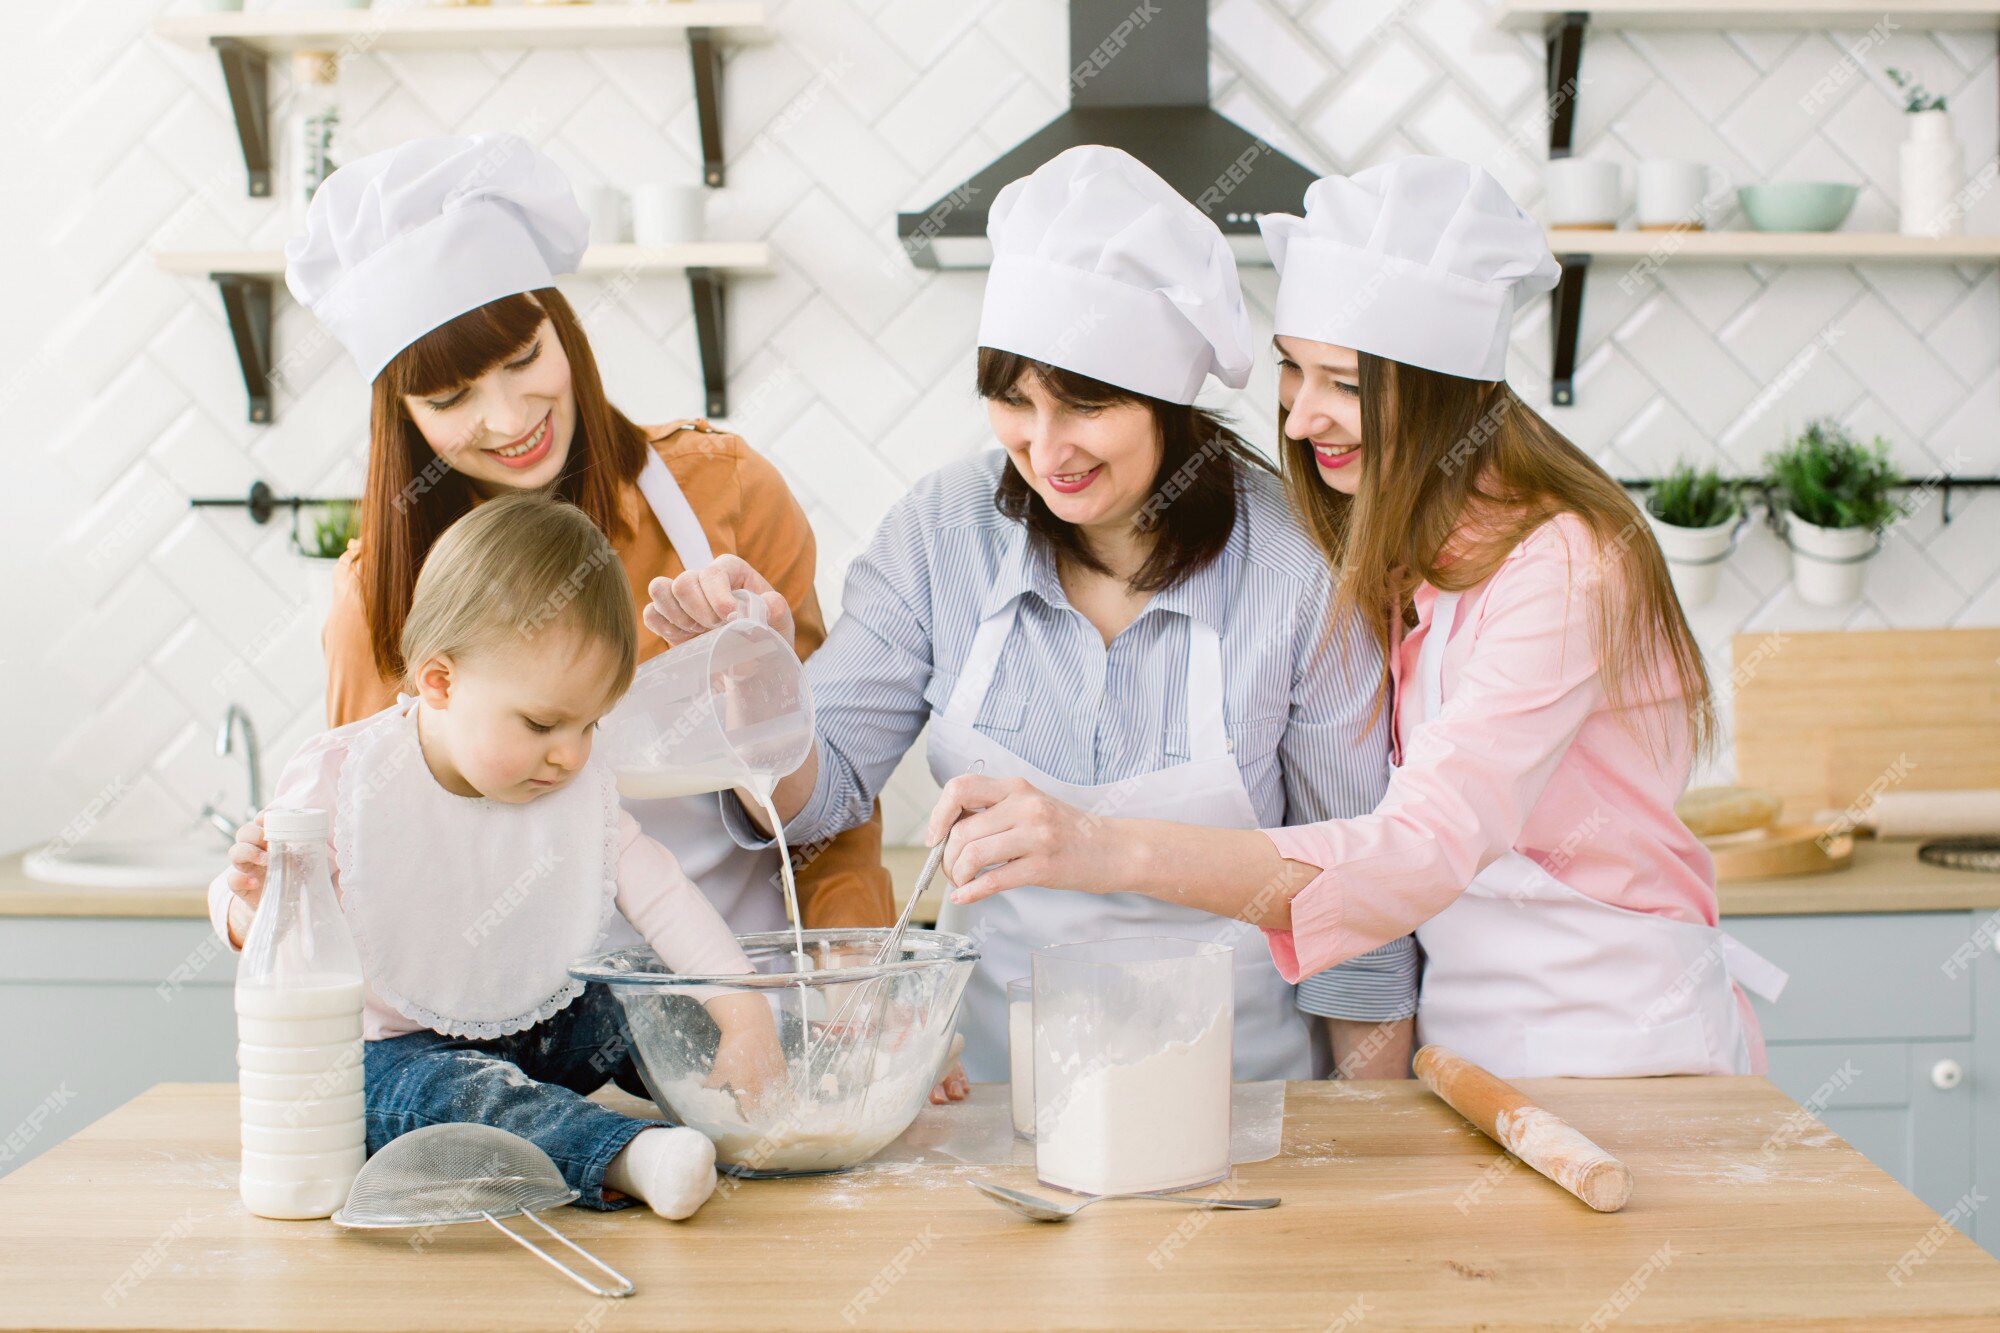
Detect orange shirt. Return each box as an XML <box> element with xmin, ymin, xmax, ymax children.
<box><xmin>321</xmin><ymin>419</ymin><xmax>894</xmax><ymax>929</ymax></box>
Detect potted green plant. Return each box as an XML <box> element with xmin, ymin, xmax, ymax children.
<box><xmin>1643</xmin><ymin>461</ymin><xmax>1742</xmax><ymax>607</ymax></box>
<box><xmin>1764</xmin><ymin>419</ymin><xmax>1901</xmax><ymax>607</ymax></box>
<box><xmin>295</xmin><ymin>500</ymin><xmax>359</xmax><ymax>616</ymax></box>
<box><xmin>299</xmin><ymin>500</ymin><xmax>359</xmax><ymax>561</ymax></box>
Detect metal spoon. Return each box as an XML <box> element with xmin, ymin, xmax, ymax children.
<box><xmin>969</xmin><ymin>1178</ymin><xmax>1281</xmax><ymax>1222</ymax></box>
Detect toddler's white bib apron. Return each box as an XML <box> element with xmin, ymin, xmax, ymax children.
<box><xmin>336</xmin><ymin>701</ymin><xmax>621</xmax><ymax>1039</ymax></box>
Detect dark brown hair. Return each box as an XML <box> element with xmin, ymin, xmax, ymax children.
<box><xmin>976</xmin><ymin>347</ymin><xmax>1274</xmax><ymax>594</ymax></box>
<box><xmin>358</xmin><ymin>288</ymin><xmax>649</xmax><ymax>684</ymax></box>
<box><xmin>1279</xmin><ymin>351</ymin><xmax>1714</xmax><ymax>756</ymax></box>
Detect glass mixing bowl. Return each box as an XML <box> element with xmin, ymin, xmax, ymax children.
<box><xmin>570</xmin><ymin>928</ymin><xmax>976</xmax><ymax>1176</ymax></box>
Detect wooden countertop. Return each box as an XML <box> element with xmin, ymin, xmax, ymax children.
<box><xmin>5</xmin><ymin>1078</ymin><xmax>1997</xmax><ymax>1330</ymax></box>
<box><xmin>8</xmin><ymin>838</ymin><xmax>1997</xmax><ymax>922</ymax></box>
<box><xmin>0</xmin><ymin>853</ymin><xmax>209</xmax><ymax>918</ymax></box>
<box><xmin>1714</xmin><ymin>838</ymin><xmax>2000</xmax><ymax>916</ymax></box>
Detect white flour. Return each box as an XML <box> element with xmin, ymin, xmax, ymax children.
<box><xmin>1035</xmin><ymin>1011</ymin><xmax>1230</xmax><ymax>1196</ymax></box>
<box><xmin>657</xmin><ymin>1065</ymin><xmax>931</xmax><ymax>1174</ymax></box>
<box><xmin>1008</xmin><ymin>999</ymin><xmax>1033</xmax><ymax>1137</ymax></box>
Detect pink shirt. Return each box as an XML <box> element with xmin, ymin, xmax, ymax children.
<box><xmin>1261</xmin><ymin>513</ymin><xmax>1719</xmax><ymax>983</ymax></box>
<box><xmin>207</xmin><ymin>718</ymin><xmax>753</xmax><ymax>1042</ymax></box>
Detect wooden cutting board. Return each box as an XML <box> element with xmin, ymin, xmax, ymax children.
<box><xmin>1705</xmin><ymin>823</ymin><xmax>1854</xmax><ymax>881</ymax></box>
<box><xmin>1731</xmin><ymin>628</ymin><xmax>2000</xmax><ymax>820</ymax></box>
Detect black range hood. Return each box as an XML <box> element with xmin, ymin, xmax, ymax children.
<box><xmin>895</xmin><ymin>0</ymin><xmax>1321</xmax><ymax>269</ymax></box>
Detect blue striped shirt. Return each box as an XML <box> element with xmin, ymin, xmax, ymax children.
<box><xmin>732</xmin><ymin>450</ymin><xmax>1416</xmax><ymax>1018</ymax></box>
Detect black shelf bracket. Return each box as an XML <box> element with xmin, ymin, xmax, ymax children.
<box><xmin>690</xmin><ymin>28</ymin><xmax>725</xmax><ymax>187</ymax></box>
<box><xmin>212</xmin><ymin>273</ymin><xmax>275</xmax><ymax>424</ymax></box>
<box><xmin>1545</xmin><ymin>13</ymin><xmax>1590</xmax><ymax>405</ymax></box>
<box><xmin>1545</xmin><ymin>12</ymin><xmax>1588</xmax><ymax>159</ymax></box>
<box><xmin>1550</xmin><ymin>255</ymin><xmax>1588</xmax><ymax>407</ymax></box>
<box><xmin>213</xmin><ymin>38</ymin><xmax>272</xmax><ymax>198</ymax></box>
<box><xmin>688</xmin><ymin>267</ymin><xmax>728</xmax><ymax>418</ymax></box>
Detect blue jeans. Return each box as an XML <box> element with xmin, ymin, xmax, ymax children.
<box><xmin>363</xmin><ymin>983</ymin><xmax>675</xmax><ymax>1211</ymax></box>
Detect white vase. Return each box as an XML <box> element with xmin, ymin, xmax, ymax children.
<box><xmin>1646</xmin><ymin>508</ymin><xmax>1738</xmax><ymax>608</ymax></box>
<box><xmin>1900</xmin><ymin>109</ymin><xmax>1964</xmax><ymax>237</ymax></box>
<box><xmin>1784</xmin><ymin>513</ymin><xmax>1878</xmax><ymax>607</ymax></box>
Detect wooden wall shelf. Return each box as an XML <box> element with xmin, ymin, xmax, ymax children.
<box><xmin>155</xmin><ymin>245</ymin><xmax>772</xmax><ymax>423</ymax></box>
<box><xmin>150</xmin><ymin>4</ymin><xmax>770</xmax><ymax>194</ymax></box>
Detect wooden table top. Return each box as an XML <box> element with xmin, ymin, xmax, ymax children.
<box><xmin>6</xmin><ymin>1078</ymin><xmax>1999</xmax><ymax>1330</ymax></box>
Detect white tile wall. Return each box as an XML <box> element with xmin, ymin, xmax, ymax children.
<box><xmin>5</xmin><ymin>0</ymin><xmax>1998</xmax><ymax>856</ymax></box>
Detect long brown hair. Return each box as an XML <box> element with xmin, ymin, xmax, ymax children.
<box><xmin>358</xmin><ymin>288</ymin><xmax>648</xmax><ymax>684</ymax></box>
<box><xmin>1280</xmin><ymin>354</ymin><xmax>1714</xmax><ymax>757</ymax></box>
<box><xmin>977</xmin><ymin>347</ymin><xmax>1275</xmax><ymax>593</ymax></box>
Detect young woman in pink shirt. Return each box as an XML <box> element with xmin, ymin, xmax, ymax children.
<box><xmin>925</xmin><ymin>157</ymin><xmax>1786</xmax><ymax>1079</ymax></box>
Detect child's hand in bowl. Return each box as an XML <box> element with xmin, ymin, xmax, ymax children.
<box><xmin>704</xmin><ymin>993</ymin><xmax>788</xmax><ymax>1114</ymax></box>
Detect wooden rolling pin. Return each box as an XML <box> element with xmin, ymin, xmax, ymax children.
<box><xmin>1414</xmin><ymin>1045</ymin><xmax>1633</xmax><ymax>1213</ymax></box>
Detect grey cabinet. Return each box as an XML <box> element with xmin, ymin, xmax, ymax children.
<box><xmin>0</xmin><ymin>917</ymin><xmax>239</xmax><ymax>1178</ymax></box>
<box><xmin>1728</xmin><ymin>911</ymin><xmax>1997</xmax><ymax>1255</ymax></box>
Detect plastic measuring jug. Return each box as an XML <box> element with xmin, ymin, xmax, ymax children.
<box><xmin>602</xmin><ymin>589</ymin><xmax>814</xmax><ymax>800</ymax></box>
<box><xmin>1030</xmin><ymin>937</ymin><xmax>1233</xmax><ymax>1197</ymax></box>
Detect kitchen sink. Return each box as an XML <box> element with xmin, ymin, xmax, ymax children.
<box><xmin>23</xmin><ymin>838</ymin><xmax>223</xmax><ymax>890</ymax></box>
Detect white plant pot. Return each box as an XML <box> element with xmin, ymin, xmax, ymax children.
<box><xmin>1646</xmin><ymin>508</ymin><xmax>1738</xmax><ymax>608</ymax></box>
<box><xmin>1900</xmin><ymin>109</ymin><xmax>1964</xmax><ymax>237</ymax></box>
<box><xmin>297</xmin><ymin>554</ymin><xmax>342</xmax><ymax>625</ymax></box>
<box><xmin>1784</xmin><ymin>513</ymin><xmax>1879</xmax><ymax>607</ymax></box>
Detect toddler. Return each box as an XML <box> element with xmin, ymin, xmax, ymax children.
<box><xmin>211</xmin><ymin>493</ymin><xmax>784</xmax><ymax>1219</ymax></box>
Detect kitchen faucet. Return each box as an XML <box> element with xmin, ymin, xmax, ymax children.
<box><xmin>200</xmin><ymin>703</ymin><xmax>262</xmax><ymax>840</ymax></box>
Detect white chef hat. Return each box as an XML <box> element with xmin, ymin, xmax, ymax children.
<box><xmin>978</xmin><ymin>145</ymin><xmax>1253</xmax><ymax>405</ymax></box>
<box><xmin>1258</xmin><ymin>156</ymin><xmax>1560</xmax><ymax>382</ymax></box>
<box><xmin>284</xmin><ymin>133</ymin><xmax>589</xmax><ymax>383</ymax></box>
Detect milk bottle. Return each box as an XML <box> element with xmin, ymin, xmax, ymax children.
<box><xmin>234</xmin><ymin>808</ymin><xmax>367</xmax><ymax>1219</ymax></box>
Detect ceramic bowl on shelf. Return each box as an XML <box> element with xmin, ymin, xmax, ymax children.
<box><xmin>1737</xmin><ymin>182</ymin><xmax>1859</xmax><ymax>232</ymax></box>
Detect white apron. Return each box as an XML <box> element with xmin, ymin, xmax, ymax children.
<box><xmin>612</xmin><ymin>443</ymin><xmax>790</xmax><ymax>940</ymax></box>
<box><xmin>1409</xmin><ymin>588</ymin><xmax>1787</xmax><ymax>1077</ymax></box>
<box><xmin>337</xmin><ymin>700</ymin><xmax>621</xmax><ymax>1038</ymax></box>
<box><xmin>930</xmin><ymin>594</ymin><xmax>1321</xmax><ymax>1083</ymax></box>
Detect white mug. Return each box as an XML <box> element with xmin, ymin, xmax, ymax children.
<box><xmin>1637</xmin><ymin>161</ymin><xmax>1726</xmax><ymax>230</ymax></box>
<box><xmin>632</xmin><ymin>183</ymin><xmax>705</xmax><ymax>247</ymax></box>
<box><xmin>588</xmin><ymin>186</ymin><xmax>627</xmax><ymax>245</ymax></box>
<box><xmin>1545</xmin><ymin>159</ymin><xmax>1624</xmax><ymax>229</ymax></box>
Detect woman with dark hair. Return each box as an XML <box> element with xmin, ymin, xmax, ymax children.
<box><xmin>275</xmin><ymin>132</ymin><xmax>892</xmax><ymax>948</ymax></box>
<box><xmin>646</xmin><ymin>147</ymin><xmax>1420</xmax><ymax>1087</ymax></box>
<box><xmin>916</xmin><ymin>158</ymin><xmax>1788</xmax><ymax>1079</ymax></box>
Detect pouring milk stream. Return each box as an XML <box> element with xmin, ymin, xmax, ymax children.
<box><xmin>602</xmin><ymin>589</ymin><xmax>817</xmax><ymax>972</ymax></box>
